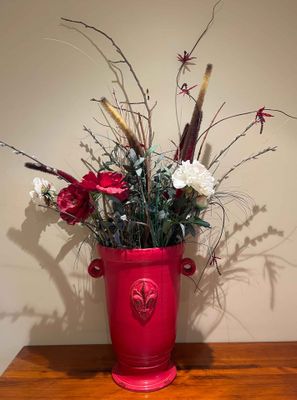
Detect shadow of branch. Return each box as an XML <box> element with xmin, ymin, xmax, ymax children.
<box><xmin>4</xmin><ymin>203</ymin><xmax>109</xmax><ymax>377</ymax></box>
<box><xmin>178</xmin><ymin>204</ymin><xmax>297</xmax><ymax>341</ymax></box>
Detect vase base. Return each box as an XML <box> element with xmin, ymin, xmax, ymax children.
<box><xmin>112</xmin><ymin>362</ymin><xmax>177</xmax><ymax>392</ymax></box>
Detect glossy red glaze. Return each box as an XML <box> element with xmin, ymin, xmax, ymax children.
<box><xmin>88</xmin><ymin>258</ymin><xmax>104</xmax><ymax>278</ymax></box>
<box><xmin>90</xmin><ymin>243</ymin><xmax>196</xmax><ymax>392</ymax></box>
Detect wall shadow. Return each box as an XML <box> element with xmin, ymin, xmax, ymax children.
<box><xmin>3</xmin><ymin>202</ymin><xmax>109</xmax><ymax>377</ymax></box>
<box><xmin>1</xmin><ymin>203</ymin><xmax>215</xmax><ymax>377</ymax></box>
<box><xmin>177</xmin><ymin>203</ymin><xmax>296</xmax><ymax>342</ymax></box>
<box><xmin>2</xmin><ymin>199</ymin><xmax>295</xmax><ymax>377</ymax></box>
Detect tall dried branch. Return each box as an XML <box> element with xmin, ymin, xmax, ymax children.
<box><xmin>175</xmin><ymin>1</ymin><xmax>222</xmax><ymax>134</ymax></box>
<box><xmin>60</xmin><ymin>23</ymin><xmax>142</xmax><ymax>140</ymax></box>
<box><xmin>188</xmin><ymin>0</ymin><xmax>223</xmax><ymax>57</ymax></box>
<box><xmin>61</xmin><ymin>17</ymin><xmax>153</xmax><ymax>145</ymax></box>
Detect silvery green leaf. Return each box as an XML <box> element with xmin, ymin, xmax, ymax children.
<box><xmin>136</xmin><ymin>168</ymin><xmax>142</xmax><ymax>176</ymax></box>
<box><xmin>134</xmin><ymin>157</ymin><xmax>145</xmax><ymax>167</ymax></box>
<box><xmin>179</xmin><ymin>223</ymin><xmax>185</xmax><ymax>238</ymax></box>
<box><xmin>157</xmin><ymin>154</ymin><xmax>164</xmax><ymax>163</ymax></box>
<box><xmin>158</xmin><ymin>210</ymin><xmax>166</xmax><ymax>219</ymax></box>
<box><xmin>113</xmin><ymin>231</ymin><xmax>122</xmax><ymax>246</ymax></box>
<box><xmin>145</xmin><ymin>145</ymin><xmax>156</xmax><ymax>155</ymax></box>
<box><xmin>129</xmin><ymin>148</ymin><xmax>137</xmax><ymax>162</ymax></box>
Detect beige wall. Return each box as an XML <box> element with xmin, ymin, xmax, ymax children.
<box><xmin>0</xmin><ymin>0</ymin><xmax>297</xmax><ymax>374</ymax></box>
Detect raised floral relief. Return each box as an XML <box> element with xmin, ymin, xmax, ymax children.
<box><xmin>130</xmin><ymin>279</ymin><xmax>158</xmax><ymax>322</ymax></box>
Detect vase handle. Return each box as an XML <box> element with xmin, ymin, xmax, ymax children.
<box><xmin>88</xmin><ymin>258</ymin><xmax>104</xmax><ymax>278</ymax></box>
<box><xmin>181</xmin><ymin>257</ymin><xmax>196</xmax><ymax>276</ymax></box>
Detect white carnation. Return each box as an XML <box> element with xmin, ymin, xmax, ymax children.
<box><xmin>29</xmin><ymin>177</ymin><xmax>56</xmax><ymax>206</ymax></box>
<box><xmin>172</xmin><ymin>160</ymin><xmax>215</xmax><ymax>197</ymax></box>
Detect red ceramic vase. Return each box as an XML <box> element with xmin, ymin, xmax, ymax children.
<box><xmin>88</xmin><ymin>243</ymin><xmax>196</xmax><ymax>392</ymax></box>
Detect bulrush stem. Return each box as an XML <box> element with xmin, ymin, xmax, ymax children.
<box><xmin>178</xmin><ymin>64</ymin><xmax>213</xmax><ymax>161</ymax></box>
<box><xmin>100</xmin><ymin>97</ymin><xmax>144</xmax><ymax>157</ymax></box>
<box><xmin>196</xmin><ymin>64</ymin><xmax>212</xmax><ymax>111</ymax></box>
<box><xmin>25</xmin><ymin>162</ymin><xmax>78</xmax><ymax>184</ymax></box>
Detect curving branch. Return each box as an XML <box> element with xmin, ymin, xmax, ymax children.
<box><xmin>61</xmin><ymin>17</ymin><xmax>154</xmax><ymax>146</ymax></box>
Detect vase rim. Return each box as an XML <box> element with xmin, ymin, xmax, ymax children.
<box><xmin>97</xmin><ymin>242</ymin><xmax>184</xmax><ymax>263</ymax></box>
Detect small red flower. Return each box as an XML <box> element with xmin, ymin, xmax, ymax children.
<box><xmin>177</xmin><ymin>50</ymin><xmax>196</xmax><ymax>71</ymax></box>
<box><xmin>80</xmin><ymin>171</ymin><xmax>129</xmax><ymax>201</ymax></box>
<box><xmin>209</xmin><ymin>253</ymin><xmax>222</xmax><ymax>275</ymax></box>
<box><xmin>178</xmin><ymin>83</ymin><xmax>198</xmax><ymax>96</ymax></box>
<box><xmin>255</xmin><ymin>107</ymin><xmax>274</xmax><ymax>134</ymax></box>
<box><xmin>210</xmin><ymin>253</ymin><xmax>221</xmax><ymax>267</ymax></box>
<box><xmin>57</xmin><ymin>184</ymin><xmax>94</xmax><ymax>225</ymax></box>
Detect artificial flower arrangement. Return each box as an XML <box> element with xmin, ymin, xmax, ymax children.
<box><xmin>1</xmin><ymin>2</ymin><xmax>296</xmax><ymax>392</ymax></box>
<box><xmin>0</xmin><ymin>20</ymin><xmax>282</xmax><ymax>262</ymax></box>
<box><xmin>1</xmin><ymin>2</ymin><xmax>295</xmax><ymax>281</ymax></box>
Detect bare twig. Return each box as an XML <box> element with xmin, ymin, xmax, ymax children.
<box><xmin>80</xmin><ymin>158</ymin><xmax>97</xmax><ymax>172</ymax></box>
<box><xmin>265</xmin><ymin>108</ymin><xmax>297</xmax><ymax>119</ymax></box>
<box><xmin>197</xmin><ymin>102</ymin><xmax>226</xmax><ymax>161</ymax></box>
<box><xmin>175</xmin><ymin>1</ymin><xmax>222</xmax><ymax>133</ymax></box>
<box><xmin>195</xmin><ymin>199</ymin><xmax>226</xmax><ymax>288</ymax></box>
<box><xmin>83</xmin><ymin>125</ymin><xmax>101</xmax><ymax>146</ymax></box>
<box><xmin>0</xmin><ymin>140</ymin><xmax>78</xmax><ymax>183</ymax></box>
<box><xmin>208</xmin><ymin>121</ymin><xmax>257</xmax><ymax>169</ymax></box>
<box><xmin>109</xmin><ymin>60</ymin><xmax>125</xmax><ymax>64</ymax></box>
<box><xmin>91</xmin><ymin>98</ymin><xmax>149</xmax><ymax>121</ymax></box>
<box><xmin>197</xmin><ymin>108</ymin><xmax>297</xmax><ymax>143</ymax></box>
<box><xmin>92</xmin><ymin>117</ymin><xmax>110</xmax><ymax>129</ymax></box>
<box><xmin>40</xmin><ymin>204</ymin><xmax>99</xmax><ymax>236</ymax></box>
<box><xmin>60</xmin><ymin>23</ymin><xmax>142</xmax><ymax>139</ymax></box>
<box><xmin>216</xmin><ymin>146</ymin><xmax>277</xmax><ymax>188</ymax></box>
<box><xmin>120</xmin><ymin>101</ymin><xmax>145</xmax><ymax>105</ymax></box>
<box><xmin>61</xmin><ymin>17</ymin><xmax>154</xmax><ymax>142</ymax></box>
<box><xmin>0</xmin><ymin>140</ymin><xmax>46</xmax><ymax>166</ymax></box>
<box><xmin>189</xmin><ymin>0</ymin><xmax>223</xmax><ymax>57</ymax></box>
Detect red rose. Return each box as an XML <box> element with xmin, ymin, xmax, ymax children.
<box><xmin>80</xmin><ymin>171</ymin><xmax>129</xmax><ymax>201</ymax></box>
<box><xmin>57</xmin><ymin>184</ymin><xmax>94</xmax><ymax>225</ymax></box>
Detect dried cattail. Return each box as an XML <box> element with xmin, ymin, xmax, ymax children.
<box><xmin>100</xmin><ymin>97</ymin><xmax>144</xmax><ymax>157</ymax></box>
<box><xmin>196</xmin><ymin>64</ymin><xmax>212</xmax><ymax>111</ymax></box>
<box><xmin>176</xmin><ymin>64</ymin><xmax>213</xmax><ymax>162</ymax></box>
<box><xmin>174</xmin><ymin>123</ymin><xmax>189</xmax><ymax>160</ymax></box>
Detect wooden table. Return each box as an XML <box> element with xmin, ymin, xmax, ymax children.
<box><xmin>0</xmin><ymin>342</ymin><xmax>296</xmax><ymax>399</ymax></box>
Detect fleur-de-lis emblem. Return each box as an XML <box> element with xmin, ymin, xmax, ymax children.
<box><xmin>130</xmin><ymin>279</ymin><xmax>158</xmax><ymax>322</ymax></box>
